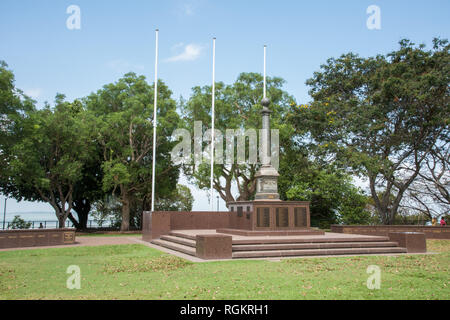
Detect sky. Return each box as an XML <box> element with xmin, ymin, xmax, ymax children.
<box><xmin>0</xmin><ymin>0</ymin><xmax>449</xmax><ymax>216</ymax></box>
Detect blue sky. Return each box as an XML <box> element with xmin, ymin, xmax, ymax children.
<box><xmin>1</xmin><ymin>0</ymin><xmax>449</xmax><ymax>215</ymax></box>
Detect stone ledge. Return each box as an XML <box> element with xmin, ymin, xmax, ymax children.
<box><xmin>331</xmin><ymin>225</ymin><xmax>450</xmax><ymax>239</ymax></box>
<box><xmin>388</xmin><ymin>232</ymin><xmax>427</xmax><ymax>253</ymax></box>
<box><xmin>196</xmin><ymin>234</ymin><xmax>232</xmax><ymax>260</ymax></box>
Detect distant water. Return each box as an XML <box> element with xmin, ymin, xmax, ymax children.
<box><xmin>0</xmin><ymin>211</ymin><xmax>59</xmax><ymax>229</ymax></box>
<box><xmin>0</xmin><ymin>211</ymin><xmax>113</xmax><ymax>229</ymax></box>
<box><xmin>2</xmin><ymin>211</ymin><xmax>57</xmax><ymax>222</ymax></box>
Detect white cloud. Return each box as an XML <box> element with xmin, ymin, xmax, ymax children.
<box><xmin>165</xmin><ymin>43</ymin><xmax>204</xmax><ymax>62</ymax></box>
<box><xmin>24</xmin><ymin>88</ymin><xmax>42</xmax><ymax>99</ymax></box>
<box><xmin>171</xmin><ymin>42</ymin><xmax>185</xmax><ymax>51</ymax></box>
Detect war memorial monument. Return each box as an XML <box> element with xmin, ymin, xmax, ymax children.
<box><xmin>141</xmin><ymin>46</ymin><xmax>425</xmax><ymax>259</ymax></box>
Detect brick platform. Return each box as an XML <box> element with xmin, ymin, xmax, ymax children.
<box><xmin>151</xmin><ymin>230</ymin><xmax>410</xmax><ymax>260</ymax></box>
<box><xmin>143</xmin><ymin>201</ymin><xmax>314</xmax><ymax>241</ymax></box>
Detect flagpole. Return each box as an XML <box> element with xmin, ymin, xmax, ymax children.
<box><xmin>2</xmin><ymin>198</ymin><xmax>6</xmax><ymax>230</ymax></box>
<box><xmin>263</xmin><ymin>45</ymin><xmax>267</xmax><ymax>99</ymax></box>
<box><xmin>210</xmin><ymin>37</ymin><xmax>216</xmax><ymax>211</ymax></box>
<box><xmin>151</xmin><ymin>29</ymin><xmax>159</xmax><ymax>212</ymax></box>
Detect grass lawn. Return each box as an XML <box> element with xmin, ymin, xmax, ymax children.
<box><xmin>0</xmin><ymin>240</ymin><xmax>448</xmax><ymax>300</ymax></box>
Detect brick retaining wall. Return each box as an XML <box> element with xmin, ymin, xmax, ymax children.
<box><xmin>331</xmin><ymin>225</ymin><xmax>450</xmax><ymax>239</ymax></box>
<box><xmin>142</xmin><ymin>211</ymin><xmax>230</xmax><ymax>241</ymax></box>
<box><xmin>0</xmin><ymin>228</ymin><xmax>76</xmax><ymax>248</ymax></box>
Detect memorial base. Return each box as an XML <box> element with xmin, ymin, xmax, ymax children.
<box><xmin>226</xmin><ymin>200</ymin><xmax>314</xmax><ymax>231</ymax></box>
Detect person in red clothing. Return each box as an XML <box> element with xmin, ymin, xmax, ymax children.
<box><xmin>440</xmin><ymin>218</ymin><xmax>447</xmax><ymax>226</ymax></box>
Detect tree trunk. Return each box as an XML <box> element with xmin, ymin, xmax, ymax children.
<box><xmin>369</xmin><ymin>175</ymin><xmax>396</xmax><ymax>225</ymax></box>
<box><xmin>385</xmin><ymin>209</ymin><xmax>394</xmax><ymax>225</ymax></box>
<box><xmin>377</xmin><ymin>203</ymin><xmax>392</xmax><ymax>225</ymax></box>
<box><xmin>67</xmin><ymin>213</ymin><xmax>80</xmax><ymax>229</ymax></box>
<box><xmin>71</xmin><ymin>199</ymin><xmax>91</xmax><ymax>230</ymax></box>
<box><xmin>120</xmin><ymin>187</ymin><xmax>130</xmax><ymax>231</ymax></box>
<box><xmin>58</xmin><ymin>214</ymin><xmax>66</xmax><ymax>229</ymax></box>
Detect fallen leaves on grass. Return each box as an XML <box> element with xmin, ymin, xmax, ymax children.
<box><xmin>427</xmin><ymin>240</ymin><xmax>450</xmax><ymax>253</ymax></box>
<box><xmin>102</xmin><ymin>255</ymin><xmax>191</xmax><ymax>274</ymax></box>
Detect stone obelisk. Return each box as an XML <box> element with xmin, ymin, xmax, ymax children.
<box><xmin>254</xmin><ymin>45</ymin><xmax>280</xmax><ymax>201</ymax></box>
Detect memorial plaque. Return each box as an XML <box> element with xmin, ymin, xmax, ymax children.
<box><xmin>237</xmin><ymin>206</ymin><xmax>243</xmax><ymax>217</ymax></box>
<box><xmin>294</xmin><ymin>207</ymin><xmax>307</xmax><ymax>227</ymax></box>
<box><xmin>257</xmin><ymin>207</ymin><xmax>270</xmax><ymax>227</ymax></box>
<box><xmin>276</xmin><ymin>208</ymin><xmax>289</xmax><ymax>227</ymax></box>
<box><xmin>64</xmin><ymin>232</ymin><xmax>75</xmax><ymax>243</ymax></box>
<box><xmin>262</xmin><ymin>179</ymin><xmax>276</xmax><ymax>192</ymax></box>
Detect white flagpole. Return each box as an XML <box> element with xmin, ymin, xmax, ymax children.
<box><xmin>263</xmin><ymin>45</ymin><xmax>267</xmax><ymax>99</ymax></box>
<box><xmin>151</xmin><ymin>29</ymin><xmax>159</xmax><ymax>212</ymax></box>
<box><xmin>210</xmin><ymin>38</ymin><xmax>216</xmax><ymax>211</ymax></box>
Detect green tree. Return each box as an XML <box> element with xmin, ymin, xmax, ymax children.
<box><xmin>0</xmin><ymin>61</ymin><xmax>35</xmax><ymax>183</ymax></box>
<box><xmin>85</xmin><ymin>73</ymin><xmax>180</xmax><ymax>230</ymax></box>
<box><xmin>293</xmin><ymin>39</ymin><xmax>449</xmax><ymax>224</ymax></box>
<box><xmin>10</xmin><ymin>215</ymin><xmax>31</xmax><ymax>230</ymax></box>
<box><xmin>280</xmin><ymin>152</ymin><xmax>370</xmax><ymax>228</ymax></box>
<box><xmin>91</xmin><ymin>195</ymin><xmax>122</xmax><ymax>228</ymax></box>
<box><xmin>0</xmin><ymin>61</ymin><xmax>34</xmax><ymax>124</ymax></box>
<box><xmin>156</xmin><ymin>184</ymin><xmax>194</xmax><ymax>211</ymax></box>
<box><xmin>180</xmin><ymin>72</ymin><xmax>295</xmax><ymax>202</ymax></box>
<box><xmin>402</xmin><ymin>140</ymin><xmax>450</xmax><ymax>220</ymax></box>
<box><xmin>1</xmin><ymin>62</ymin><xmax>103</xmax><ymax>230</ymax></box>
<box><xmin>3</xmin><ymin>95</ymin><xmax>95</xmax><ymax>228</ymax></box>
<box><xmin>67</xmin><ymin>147</ymin><xmax>104</xmax><ymax>229</ymax></box>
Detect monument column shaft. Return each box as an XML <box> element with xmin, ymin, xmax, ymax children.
<box><xmin>262</xmin><ymin>111</ymin><xmax>271</xmax><ymax>164</ymax></box>
<box><xmin>254</xmin><ymin>45</ymin><xmax>279</xmax><ymax>200</ymax></box>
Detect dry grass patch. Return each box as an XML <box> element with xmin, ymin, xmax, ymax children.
<box><xmin>102</xmin><ymin>255</ymin><xmax>192</xmax><ymax>274</ymax></box>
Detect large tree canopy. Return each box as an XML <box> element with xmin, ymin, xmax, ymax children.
<box><xmin>1</xmin><ymin>62</ymin><xmax>103</xmax><ymax>229</ymax></box>
<box><xmin>180</xmin><ymin>72</ymin><xmax>295</xmax><ymax>203</ymax></box>
<box><xmin>1</xmin><ymin>69</ymin><xmax>188</xmax><ymax>230</ymax></box>
<box><xmin>0</xmin><ymin>61</ymin><xmax>34</xmax><ymax>119</ymax></box>
<box><xmin>85</xmin><ymin>73</ymin><xmax>181</xmax><ymax>230</ymax></box>
<box><xmin>403</xmin><ymin>139</ymin><xmax>450</xmax><ymax>219</ymax></box>
<box><xmin>0</xmin><ymin>61</ymin><xmax>35</xmax><ymax>177</ymax></box>
<box><xmin>3</xmin><ymin>95</ymin><xmax>95</xmax><ymax>227</ymax></box>
<box><xmin>292</xmin><ymin>38</ymin><xmax>449</xmax><ymax>224</ymax></box>
<box><xmin>278</xmin><ymin>141</ymin><xmax>370</xmax><ymax>228</ymax></box>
